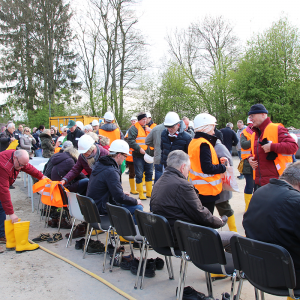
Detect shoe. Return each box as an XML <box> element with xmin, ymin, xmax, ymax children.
<box><xmin>91</xmin><ymin>229</ymin><xmax>104</xmax><ymax>236</ymax></box>
<box><xmin>65</xmin><ymin>223</ymin><xmax>86</xmax><ymax>239</ymax></box>
<box><xmin>136</xmin><ymin>182</ymin><xmax>147</xmax><ymax>200</ymax></box>
<box><xmin>32</xmin><ymin>233</ymin><xmax>50</xmax><ymax>242</ymax></box>
<box><xmin>120</xmin><ymin>258</ymin><xmax>140</xmax><ymax>270</ymax></box>
<box><xmin>222</xmin><ymin>292</ymin><xmax>236</xmax><ymax>300</ymax></box>
<box><xmin>48</xmin><ymin>218</ymin><xmax>58</xmax><ymax>228</ymax></box>
<box><xmin>5</xmin><ymin>219</ymin><xmax>20</xmax><ymax>250</ymax></box>
<box><xmin>75</xmin><ymin>238</ymin><xmax>85</xmax><ymax>250</ymax></box>
<box><xmin>130</xmin><ymin>264</ymin><xmax>155</xmax><ymax>278</ymax></box>
<box><xmin>129</xmin><ymin>178</ymin><xmax>138</xmax><ymax>195</ymax></box>
<box><xmin>47</xmin><ymin>233</ymin><xmax>63</xmax><ymax>243</ymax></box>
<box><xmin>0</xmin><ymin>236</ymin><xmax>6</xmax><ymax>244</ymax></box>
<box><xmin>122</xmin><ymin>254</ymin><xmax>134</xmax><ymax>262</ymax></box>
<box><xmin>211</xmin><ymin>274</ymin><xmax>228</xmax><ymax>281</ymax></box>
<box><xmin>155</xmin><ymin>257</ymin><xmax>164</xmax><ymax>270</ymax></box>
<box><xmin>59</xmin><ymin>218</ymin><xmax>72</xmax><ymax>229</ymax></box>
<box><xmin>14</xmin><ymin>221</ymin><xmax>39</xmax><ymax>253</ymax></box>
<box><xmin>176</xmin><ymin>286</ymin><xmax>207</xmax><ymax>300</ymax></box>
<box><xmin>87</xmin><ymin>241</ymin><xmax>105</xmax><ymax>254</ymax></box>
<box><xmin>110</xmin><ymin>253</ymin><xmax>121</xmax><ymax>266</ymax></box>
<box><xmin>9</xmin><ymin>185</ymin><xmax>15</xmax><ymax>189</ymax></box>
<box><xmin>145</xmin><ymin>181</ymin><xmax>152</xmax><ymax>198</ymax></box>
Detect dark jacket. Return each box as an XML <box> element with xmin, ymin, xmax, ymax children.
<box><xmin>250</xmin><ymin>117</ymin><xmax>298</xmax><ymax>186</ymax></box>
<box><xmin>151</xmin><ymin>166</ymin><xmax>224</xmax><ymax>238</ymax></box>
<box><xmin>240</xmin><ymin>132</ymin><xmax>252</xmax><ymax>175</ymax></box>
<box><xmin>40</xmin><ymin>132</ymin><xmax>54</xmax><ymax>158</ymax></box>
<box><xmin>214</xmin><ymin>128</ymin><xmax>224</xmax><ymax>143</ymax></box>
<box><xmin>0</xmin><ymin>129</ymin><xmax>15</xmax><ymax>152</ymax></box>
<box><xmin>87</xmin><ymin>156</ymin><xmax>137</xmax><ymax>214</ymax></box>
<box><xmin>243</xmin><ymin>179</ymin><xmax>300</xmax><ymax>278</ymax></box>
<box><xmin>63</xmin><ymin>144</ymin><xmax>109</xmax><ymax>183</ymax></box>
<box><xmin>220</xmin><ymin>127</ymin><xmax>238</xmax><ymax>152</ymax></box>
<box><xmin>193</xmin><ymin>132</ymin><xmax>226</xmax><ymax>204</ymax></box>
<box><xmin>67</xmin><ymin>127</ymin><xmax>84</xmax><ymax>149</ymax></box>
<box><xmin>51</xmin><ymin>134</ymin><xmax>58</xmax><ymax>144</ymax></box>
<box><xmin>32</xmin><ymin>130</ymin><xmax>42</xmax><ymax>150</ymax></box>
<box><xmin>160</xmin><ymin>129</ymin><xmax>192</xmax><ymax>167</ymax></box>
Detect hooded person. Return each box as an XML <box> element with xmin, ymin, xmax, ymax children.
<box><xmin>40</xmin><ymin>129</ymin><xmax>55</xmax><ymax>158</ymax></box>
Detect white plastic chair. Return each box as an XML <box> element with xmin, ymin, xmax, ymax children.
<box><xmin>66</xmin><ymin>192</ymin><xmax>85</xmax><ymax>247</ymax></box>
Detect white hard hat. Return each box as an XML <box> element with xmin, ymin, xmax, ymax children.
<box><xmin>189</xmin><ymin>121</ymin><xmax>194</xmax><ymax>128</ymax></box>
<box><xmin>164</xmin><ymin>112</ymin><xmax>180</xmax><ymax>127</ymax></box>
<box><xmin>109</xmin><ymin>139</ymin><xmax>130</xmax><ymax>155</ymax></box>
<box><xmin>84</xmin><ymin>124</ymin><xmax>92</xmax><ymax>131</ymax></box>
<box><xmin>247</xmin><ymin>117</ymin><xmax>253</xmax><ymax>124</ymax></box>
<box><xmin>146</xmin><ymin>112</ymin><xmax>151</xmax><ymax>118</ymax></box>
<box><xmin>144</xmin><ymin>153</ymin><xmax>154</xmax><ymax>164</ymax></box>
<box><xmin>92</xmin><ymin>120</ymin><xmax>99</xmax><ymax>126</ymax></box>
<box><xmin>76</xmin><ymin>121</ymin><xmax>84</xmax><ymax>130</ymax></box>
<box><xmin>104</xmin><ymin>111</ymin><xmax>115</xmax><ymax>121</ymax></box>
<box><xmin>289</xmin><ymin>133</ymin><xmax>298</xmax><ymax>144</ymax></box>
<box><xmin>78</xmin><ymin>135</ymin><xmax>95</xmax><ymax>154</ymax></box>
<box><xmin>131</xmin><ymin>116</ymin><xmax>137</xmax><ymax>121</ymax></box>
<box><xmin>194</xmin><ymin>113</ymin><xmax>217</xmax><ymax>131</ymax></box>
<box><xmin>57</xmin><ymin>136</ymin><xmax>65</xmax><ymax>143</ymax></box>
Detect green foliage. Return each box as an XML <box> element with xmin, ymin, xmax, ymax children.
<box><xmin>27</xmin><ymin>106</ymin><xmax>50</xmax><ymax>128</ymax></box>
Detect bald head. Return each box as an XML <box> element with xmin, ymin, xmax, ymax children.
<box><xmin>13</xmin><ymin>150</ymin><xmax>29</xmax><ymax>170</ymax></box>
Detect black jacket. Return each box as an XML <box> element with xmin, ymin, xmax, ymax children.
<box><xmin>151</xmin><ymin>166</ymin><xmax>224</xmax><ymax>239</ymax></box>
<box><xmin>0</xmin><ymin>129</ymin><xmax>15</xmax><ymax>152</ymax></box>
<box><xmin>87</xmin><ymin>156</ymin><xmax>137</xmax><ymax>214</ymax></box>
<box><xmin>243</xmin><ymin>179</ymin><xmax>300</xmax><ymax>278</ymax></box>
<box><xmin>160</xmin><ymin>129</ymin><xmax>192</xmax><ymax>167</ymax></box>
<box><xmin>67</xmin><ymin>127</ymin><xmax>84</xmax><ymax>149</ymax></box>
<box><xmin>220</xmin><ymin>127</ymin><xmax>238</xmax><ymax>152</ymax></box>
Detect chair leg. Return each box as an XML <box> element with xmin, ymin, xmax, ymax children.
<box><xmin>40</xmin><ymin>202</ymin><xmax>44</xmax><ymax>221</ymax></box>
<box><xmin>45</xmin><ymin>205</ymin><xmax>51</xmax><ymax>228</ymax></box>
<box><xmin>235</xmin><ymin>277</ymin><xmax>244</xmax><ymax>300</ymax></box>
<box><xmin>66</xmin><ymin>218</ymin><xmax>76</xmax><ymax>248</ymax></box>
<box><xmin>134</xmin><ymin>238</ymin><xmax>146</xmax><ymax>289</ymax></box>
<box><xmin>103</xmin><ymin>227</ymin><xmax>111</xmax><ymax>273</ymax></box>
<box><xmin>129</xmin><ymin>242</ymin><xmax>134</xmax><ymax>257</ymax></box>
<box><xmin>254</xmin><ymin>288</ymin><xmax>260</xmax><ymax>300</ymax></box>
<box><xmin>260</xmin><ymin>291</ymin><xmax>265</xmax><ymax>300</ymax></box>
<box><xmin>140</xmin><ymin>244</ymin><xmax>149</xmax><ymax>290</ymax></box>
<box><xmin>179</xmin><ymin>259</ymin><xmax>188</xmax><ymax>300</ymax></box>
<box><xmin>176</xmin><ymin>258</ymin><xmax>184</xmax><ymax>300</ymax></box>
<box><xmin>165</xmin><ymin>256</ymin><xmax>174</xmax><ymax>280</ymax></box>
<box><xmin>205</xmin><ymin>272</ymin><xmax>214</xmax><ymax>298</ymax></box>
<box><xmin>57</xmin><ymin>208</ymin><xmax>63</xmax><ymax>233</ymax></box>
<box><xmin>110</xmin><ymin>234</ymin><xmax>119</xmax><ymax>272</ymax></box>
<box><xmin>82</xmin><ymin>224</ymin><xmax>91</xmax><ymax>259</ymax></box>
<box><xmin>230</xmin><ymin>271</ymin><xmax>237</xmax><ymax>300</ymax></box>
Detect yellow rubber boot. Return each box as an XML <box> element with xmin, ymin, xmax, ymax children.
<box><xmin>129</xmin><ymin>178</ymin><xmax>138</xmax><ymax>195</ymax></box>
<box><xmin>210</xmin><ymin>274</ymin><xmax>227</xmax><ymax>280</ymax></box>
<box><xmin>145</xmin><ymin>181</ymin><xmax>153</xmax><ymax>198</ymax></box>
<box><xmin>5</xmin><ymin>219</ymin><xmax>20</xmax><ymax>250</ymax></box>
<box><xmin>91</xmin><ymin>230</ymin><xmax>104</xmax><ymax>236</ymax></box>
<box><xmin>14</xmin><ymin>221</ymin><xmax>39</xmax><ymax>253</ymax></box>
<box><xmin>287</xmin><ymin>297</ymin><xmax>293</xmax><ymax>300</ymax></box>
<box><xmin>227</xmin><ymin>215</ymin><xmax>238</xmax><ymax>232</ymax></box>
<box><xmin>244</xmin><ymin>193</ymin><xmax>252</xmax><ymax>212</ymax></box>
<box><xmin>136</xmin><ymin>183</ymin><xmax>147</xmax><ymax>200</ymax></box>
<box><xmin>142</xmin><ymin>173</ymin><xmax>146</xmax><ymax>185</ymax></box>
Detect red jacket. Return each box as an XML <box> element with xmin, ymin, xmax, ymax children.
<box><xmin>251</xmin><ymin>118</ymin><xmax>298</xmax><ymax>186</ymax></box>
<box><xmin>0</xmin><ymin>150</ymin><xmax>44</xmax><ymax>215</ymax></box>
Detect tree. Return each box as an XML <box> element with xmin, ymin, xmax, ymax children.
<box><xmin>232</xmin><ymin>18</ymin><xmax>300</xmax><ymax>127</ymax></box>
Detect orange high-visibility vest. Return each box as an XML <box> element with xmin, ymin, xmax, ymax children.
<box><xmin>149</xmin><ymin>123</ymin><xmax>157</xmax><ymax>129</ymax></box>
<box><xmin>241</xmin><ymin>128</ymin><xmax>253</xmax><ymax>160</ymax></box>
<box><xmin>98</xmin><ymin>128</ymin><xmax>120</xmax><ymax>146</ymax></box>
<box><xmin>32</xmin><ymin>178</ymin><xmax>69</xmax><ymax>207</ymax></box>
<box><xmin>125</xmin><ymin>130</ymin><xmax>133</xmax><ymax>163</ymax></box>
<box><xmin>251</xmin><ymin>123</ymin><xmax>293</xmax><ymax>179</ymax></box>
<box><xmin>188</xmin><ymin>138</ymin><xmax>222</xmax><ymax>196</ymax></box>
<box><xmin>134</xmin><ymin>122</ymin><xmax>149</xmax><ymax>151</ymax></box>
<box><xmin>54</xmin><ymin>147</ymin><xmax>61</xmax><ymax>153</ymax></box>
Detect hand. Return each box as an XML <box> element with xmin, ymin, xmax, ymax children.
<box><xmin>261</xmin><ymin>142</ymin><xmax>271</xmax><ymax>153</ymax></box>
<box><xmin>9</xmin><ymin>214</ymin><xmax>19</xmax><ymax>223</ymax></box>
<box><xmin>60</xmin><ymin>180</ymin><xmax>66</xmax><ymax>186</ymax></box>
<box><xmin>140</xmin><ymin>148</ymin><xmax>145</xmax><ymax>155</ymax></box>
<box><xmin>248</xmin><ymin>156</ymin><xmax>258</xmax><ymax>170</ymax></box>
<box><xmin>220</xmin><ymin>157</ymin><xmax>228</xmax><ymax>165</ymax></box>
<box><xmin>145</xmin><ymin>127</ymin><xmax>151</xmax><ymax>133</ymax></box>
<box><xmin>10</xmin><ymin>137</ymin><xmax>15</xmax><ymax>142</ymax></box>
<box><xmin>124</xmin><ymin>191</ymin><xmax>130</xmax><ymax>196</ymax></box>
<box><xmin>136</xmin><ymin>199</ymin><xmax>144</xmax><ymax>207</ymax></box>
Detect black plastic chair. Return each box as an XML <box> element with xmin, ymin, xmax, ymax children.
<box><xmin>106</xmin><ymin>203</ymin><xmax>143</xmax><ymax>274</ymax></box>
<box><xmin>134</xmin><ymin>210</ymin><xmax>182</xmax><ymax>290</ymax></box>
<box><xmin>230</xmin><ymin>235</ymin><xmax>300</xmax><ymax>300</ymax></box>
<box><xmin>174</xmin><ymin>220</ymin><xmax>236</xmax><ymax>300</ymax></box>
<box><xmin>76</xmin><ymin>194</ymin><xmax>111</xmax><ymax>259</ymax></box>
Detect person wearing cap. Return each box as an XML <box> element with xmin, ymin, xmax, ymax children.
<box><xmin>248</xmin><ymin>103</ymin><xmax>298</xmax><ymax>190</ymax></box>
<box><xmin>146</xmin><ymin>112</ymin><xmax>156</xmax><ymax>129</ymax></box>
<box><xmin>91</xmin><ymin>120</ymin><xmax>99</xmax><ymax>133</ymax></box>
<box><xmin>98</xmin><ymin>112</ymin><xmax>124</xmax><ymax>146</ymax></box>
<box><xmin>188</xmin><ymin>113</ymin><xmax>228</xmax><ymax>214</ymax></box>
<box><xmin>127</xmin><ymin>112</ymin><xmax>154</xmax><ymax>200</ymax></box>
<box><xmin>87</xmin><ymin>140</ymin><xmax>143</xmax><ymax>223</ymax></box>
<box><xmin>66</xmin><ymin>120</ymin><xmax>84</xmax><ymax>149</ymax></box>
<box><xmin>160</xmin><ymin>112</ymin><xmax>192</xmax><ymax>168</ymax></box>
<box><xmin>60</xmin><ymin>135</ymin><xmax>109</xmax><ymax>195</ymax></box>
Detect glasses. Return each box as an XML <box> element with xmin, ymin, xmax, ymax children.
<box><xmin>121</xmin><ymin>153</ymin><xmax>127</xmax><ymax>159</ymax></box>
<box><xmin>15</xmin><ymin>156</ymin><xmax>27</xmax><ymax>168</ymax></box>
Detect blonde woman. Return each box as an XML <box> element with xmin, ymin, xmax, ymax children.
<box><xmin>19</xmin><ymin>127</ymin><xmax>36</xmax><ymax>157</ymax></box>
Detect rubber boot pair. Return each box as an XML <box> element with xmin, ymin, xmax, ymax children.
<box><xmin>5</xmin><ymin>220</ymin><xmax>39</xmax><ymax>253</ymax></box>
<box><xmin>129</xmin><ymin>178</ymin><xmax>138</xmax><ymax>195</ymax></box>
<box><xmin>136</xmin><ymin>183</ymin><xmax>147</xmax><ymax>200</ymax></box>
<box><xmin>227</xmin><ymin>215</ymin><xmax>238</xmax><ymax>232</ymax></box>
<box><xmin>244</xmin><ymin>193</ymin><xmax>252</xmax><ymax>212</ymax></box>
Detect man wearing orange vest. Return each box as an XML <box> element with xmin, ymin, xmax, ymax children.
<box><xmin>248</xmin><ymin>104</ymin><xmax>298</xmax><ymax>190</ymax></box>
<box><xmin>146</xmin><ymin>112</ymin><xmax>157</xmax><ymax>129</ymax></box>
<box><xmin>98</xmin><ymin>111</ymin><xmax>124</xmax><ymax>146</ymax></box>
<box><xmin>128</xmin><ymin>112</ymin><xmax>153</xmax><ymax>200</ymax></box>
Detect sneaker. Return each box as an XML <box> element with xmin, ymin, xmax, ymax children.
<box><xmin>32</xmin><ymin>233</ymin><xmax>50</xmax><ymax>242</ymax></box>
<box><xmin>130</xmin><ymin>265</ymin><xmax>155</xmax><ymax>278</ymax></box>
<box><xmin>155</xmin><ymin>257</ymin><xmax>164</xmax><ymax>270</ymax></box>
<box><xmin>120</xmin><ymin>258</ymin><xmax>140</xmax><ymax>270</ymax></box>
<box><xmin>0</xmin><ymin>236</ymin><xmax>6</xmax><ymax>244</ymax></box>
<box><xmin>47</xmin><ymin>233</ymin><xmax>63</xmax><ymax>243</ymax></box>
<box><xmin>176</xmin><ymin>286</ymin><xmax>207</xmax><ymax>300</ymax></box>
<box><xmin>75</xmin><ymin>238</ymin><xmax>85</xmax><ymax>250</ymax></box>
<box><xmin>222</xmin><ymin>292</ymin><xmax>236</xmax><ymax>300</ymax></box>
<box><xmin>9</xmin><ymin>185</ymin><xmax>15</xmax><ymax>189</ymax></box>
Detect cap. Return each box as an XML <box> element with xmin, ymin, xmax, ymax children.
<box><xmin>66</xmin><ymin>120</ymin><xmax>76</xmax><ymax>128</ymax></box>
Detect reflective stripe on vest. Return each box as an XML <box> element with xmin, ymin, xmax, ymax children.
<box><xmin>241</xmin><ymin>127</ymin><xmax>253</xmax><ymax>160</ymax></box>
<box><xmin>134</xmin><ymin>122</ymin><xmax>148</xmax><ymax>151</ymax></box>
<box><xmin>188</xmin><ymin>138</ymin><xmax>222</xmax><ymax>196</ymax></box>
<box><xmin>98</xmin><ymin>128</ymin><xmax>120</xmax><ymax>146</ymax></box>
<box><xmin>250</xmin><ymin>123</ymin><xmax>293</xmax><ymax>179</ymax></box>
<box><xmin>125</xmin><ymin>127</ymin><xmax>134</xmax><ymax>162</ymax></box>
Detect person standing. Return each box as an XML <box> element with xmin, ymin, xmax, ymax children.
<box><xmin>182</xmin><ymin>116</ymin><xmax>195</xmax><ymax>138</ymax></box>
<box><xmin>91</xmin><ymin>120</ymin><xmax>99</xmax><ymax>133</ymax></box>
<box><xmin>66</xmin><ymin>120</ymin><xmax>84</xmax><ymax>149</ymax></box>
<box><xmin>32</xmin><ymin>125</ymin><xmax>45</xmax><ymax>157</ymax></box>
<box><xmin>19</xmin><ymin>127</ymin><xmax>36</xmax><ymax>158</ymax></box>
<box><xmin>146</xmin><ymin>112</ymin><xmax>157</xmax><ymax>129</ymax></box>
<box><xmin>0</xmin><ymin>123</ymin><xmax>16</xmax><ymax>152</ymax></box>
<box><xmin>40</xmin><ymin>129</ymin><xmax>55</xmax><ymax>158</ymax></box>
<box><xmin>236</xmin><ymin>120</ymin><xmax>246</xmax><ymax>179</ymax></box>
<box><xmin>14</xmin><ymin>124</ymin><xmax>24</xmax><ymax>141</ymax></box>
<box><xmin>220</xmin><ymin>122</ymin><xmax>238</xmax><ymax>154</ymax></box>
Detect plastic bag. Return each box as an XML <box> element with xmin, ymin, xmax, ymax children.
<box><xmin>221</xmin><ymin>166</ymin><xmax>239</xmax><ymax>192</ymax></box>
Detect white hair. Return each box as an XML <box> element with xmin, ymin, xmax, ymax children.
<box><xmin>7</xmin><ymin>123</ymin><xmax>15</xmax><ymax>129</ymax></box>
<box><xmin>84</xmin><ymin>124</ymin><xmax>92</xmax><ymax>131</ymax></box>
<box><xmin>166</xmin><ymin>150</ymin><xmax>190</xmax><ymax>170</ymax></box>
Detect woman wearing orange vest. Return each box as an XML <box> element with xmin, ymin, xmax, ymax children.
<box><xmin>188</xmin><ymin>113</ymin><xmax>228</xmax><ymax>214</ymax></box>
<box><xmin>240</xmin><ymin>117</ymin><xmax>254</xmax><ymax>211</ymax></box>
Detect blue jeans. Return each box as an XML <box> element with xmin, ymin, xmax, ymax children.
<box><xmin>133</xmin><ymin>157</ymin><xmax>153</xmax><ymax>183</ymax></box>
<box><xmin>35</xmin><ymin>148</ymin><xmax>43</xmax><ymax>157</ymax></box>
<box><xmin>77</xmin><ymin>178</ymin><xmax>89</xmax><ymax>196</ymax></box>
<box><xmin>0</xmin><ymin>201</ymin><xmax>6</xmax><ymax>238</ymax></box>
<box><xmin>154</xmin><ymin>164</ymin><xmax>163</xmax><ymax>184</ymax></box>
<box><xmin>237</xmin><ymin>150</ymin><xmax>242</xmax><ymax>160</ymax></box>
<box><xmin>122</xmin><ymin>204</ymin><xmax>143</xmax><ymax>225</ymax></box>
<box><xmin>244</xmin><ymin>173</ymin><xmax>254</xmax><ymax>194</ymax></box>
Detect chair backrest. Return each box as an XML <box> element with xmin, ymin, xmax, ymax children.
<box><xmin>230</xmin><ymin>235</ymin><xmax>296</xmax><ymax>289</ymax></box>
<box><xmin>106</xmin><ymin>203</ymin><xmax>137</xmax><ymax>237</ymax></box>
<box><xmin>76</xmin><ymin>194</ymin><xmax>101</xmax><ymax>224</ymax></box>
<box><xmin>174</xmin><ymin>220</ymin><xmax>226</xmax><ymax>265</ymax></box>
<box><xmin>57</xmin><ymin>184</ymin><xmax>68</xmax><ymax>206</ymax></box>
<box><xmin>134</xmin><ymin>210</ymin><xmax>175</xmax><ymax>248</ymax></box>
<box><xmin>67</xmin><ymin>192</ymin><xmax>85</xmax><ymax>222</ymax></box>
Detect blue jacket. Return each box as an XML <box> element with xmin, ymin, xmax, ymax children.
<box><xmin>87</xmin><ymin>156</ymin><xmax>137</xmax><ymax>215</ymax></box>
<box><xmin>160</xmin><ymin>129</ymin><xmax>192</xmax><ymax>167</ymax></box>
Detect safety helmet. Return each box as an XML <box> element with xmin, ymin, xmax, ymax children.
<box><xmin>78</xmin><ymin>135</ymin><xmax>95</xmax><ymax>154</ymax></box>
<box><xmin>194</xmin><ymin>113</ymin><xmax>217</xmax><ymax>131</ymax></box>
<box><xmin>247</xmin><ymin>117</ymin><xmax>253</xmax><ymax>124</ymax></box>
<box><xmin>164</xmin><ymin>112</ymin><xmax>180</xmax><ymax>127</ymax></box>
<box><xmin>131</xmin><ymin>116</ymin><xmax>137</xmax><ymax>121</ymax></box>
<box><xmin>76</xmin><ymin>121</ymin><xmax>84</xmax><ymax>130</ymax></box>
<box><xmin>146</xmin><ymin>112</ymin><xmax>151</xmax><ymax>118</ymax></box>
<box><xmin>144</xmin><ymin>153</ymin><xmax>154</xmax><ymax>164</ymax></box>
<box><xmin>92</xmin><ymin>120</ymin><xmax>99</xmax><ymax>126</ymax></box>
<box><xmin>104</xmin><ymin>111</ymin><xmax>115</xmax><ymax>122</ymax></box>
<box><xmin>109</xmin><ymin>139</ymin><xmax>130</xmax><ymax>155</ymax></box>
